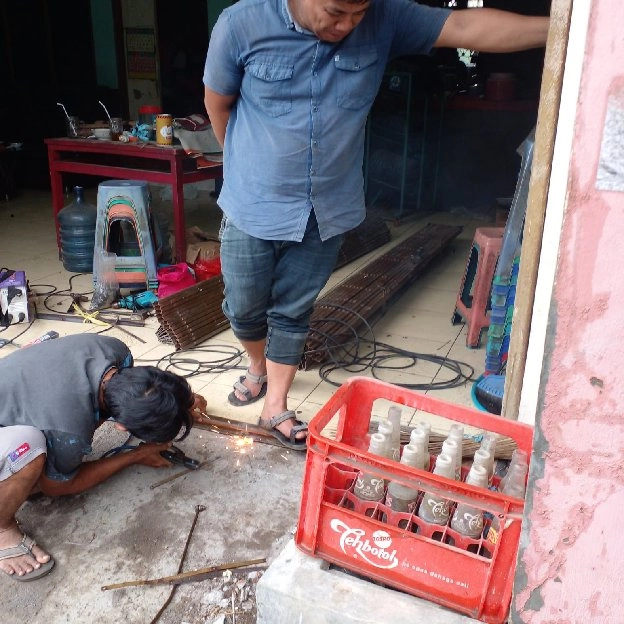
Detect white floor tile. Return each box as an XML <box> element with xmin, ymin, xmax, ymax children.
<box><xmin>1</xmin><ymin>188</ymin><xmax>500</xmax><ymax>427</ymax></box>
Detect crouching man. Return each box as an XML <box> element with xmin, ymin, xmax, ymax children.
<box><xmin>0</xmin><ymin>333</ymin><xmax>206</xmax><ymax>581</ymax></box>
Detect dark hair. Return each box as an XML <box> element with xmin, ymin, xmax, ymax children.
<box><xmin>103</xmin><ymin>367</ymin><xmax>194</xmax><ymax>442</ymax></box>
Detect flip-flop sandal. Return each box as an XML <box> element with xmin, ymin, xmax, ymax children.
<box><xmin>258</xmin><ymin>410</ymin><xmax>308</xmax><ymax>451</ymax></box>
<box><xmin>0</xmin><ymin>533</ymin><xmax>55</xmax><ymax>582</ymax></box>
<box><xmin>228</xmin><ymin>370</ymin><xmax>268</xmax><ymax>406</ymax></box>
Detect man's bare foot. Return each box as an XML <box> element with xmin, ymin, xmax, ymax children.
<box><xmin>0</xmin><ymin>521</ymin><xmax>51</xmax><ymax>578</ymax></box>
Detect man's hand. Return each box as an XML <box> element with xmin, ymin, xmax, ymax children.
<box><xmin>190</xmin><ymin>392</ymin><xmax>208</xmax><ymax>423</ymax></box>
<box><xmin>38</xmin><ymin>440</ymin><xmax>175</xmax><ymax>496</ymax></box>
<box><xmin>132</xmin><ymin>442</ymin><xmax>174</xmax><ymax>468</ymax></box>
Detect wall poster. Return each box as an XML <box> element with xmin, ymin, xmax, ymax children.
<box><xmin>125</xmin><ymin>27</ymin><xmax>157</xmax><ymax>80</ymax></box>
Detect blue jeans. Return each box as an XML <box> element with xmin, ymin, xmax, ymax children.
<box><xmin>219</xmin><ymin>212</ymin><xmax>344</xmax><ymax>365</ymax></box>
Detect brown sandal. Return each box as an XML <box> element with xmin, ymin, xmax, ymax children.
<box><xmin>258</xmin><ymin>410</ymin><xmax>308</xmax><ymax>451</ymax></box>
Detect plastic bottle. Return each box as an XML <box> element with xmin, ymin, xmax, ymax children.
<box><xmin>353</xmin><ymin>433</ymin><xmax>387</xmax><ymax>503</ymax></box>
<box><xmin>417</xmin><ymin>453</ymin><xmax>454</xmax><ymax>525</ymax></box>
<box><xmin>450</xmin><ymin>464</ymin><xmax>488</xmax><ymax>537</ymax></box>
<box><xmin>409</xmin><ymin>425</ymin><xmax>430</xmax><ymax>471</ymax></box>
<box><xmin>385</xmin><ymin>445</ymin><xmax>423</xmax><ymax>513</ymax></box>
<box><xmin>386</xmin><ymin>405</ymin><xmax>402</xmax><ymax>461</ymax></box>
<box><xmin>57</xmin><ymin>186</ymin><xmax>97</xmax><ymax>272</ymax></box>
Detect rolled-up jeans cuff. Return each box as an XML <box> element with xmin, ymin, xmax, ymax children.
<box><xmin>265</xmin><ymin>327</ymin><xmax>308</xmax><ymax>365</ymax></box>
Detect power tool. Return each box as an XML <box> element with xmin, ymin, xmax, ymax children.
<box><xmin>112</xmin><ymin>290</ymin><xmax>158</xmax><ymax>310</ymax></box>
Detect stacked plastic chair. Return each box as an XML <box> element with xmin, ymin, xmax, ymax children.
<box><xmin>452</xmin><ymin>226</ymin><xmax>505</xmax><ymax>348</ymax></box>
<box><xmin>94</xmin><ymin>180</ymin><xmax>162</xmax><ymax>290</ymax></box>
<box><xmin>484</xmin><ymin>129</ymin><xmax>535</xmax><ymax>376</ymax></box>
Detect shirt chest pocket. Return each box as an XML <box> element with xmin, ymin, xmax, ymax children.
<box><xmin>247</xmin><ymin>60</ymin><xmax>294</xmax><ymax>117</ymax></box>
<box><xmin>334</xmin><ymin>48</ymin><xmax>379</xmax><ymax>110</ymax></box>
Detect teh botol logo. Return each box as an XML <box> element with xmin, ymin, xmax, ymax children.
<box><xmin>330</xmin><ymin>519</ymin><xmax>398</xmax><ymax>569</ymax></box>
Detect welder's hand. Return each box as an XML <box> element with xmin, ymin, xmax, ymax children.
<box><xmin>133</xmin><ymin>441</ymin><xmax>173</xmax><ymax>468</ymax></box>
<box><xmin>190</xmin><ymin>393</ymin><xmax>208</xmax><ymax>423</ymax></box>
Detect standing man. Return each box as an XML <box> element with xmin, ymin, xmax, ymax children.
<box><xmin>0</xmin><ymin>333</ymin><xmax>206</xmax><ymax>581</ymax></box>
<box><xmin>203</xmin><ymin>0</ymin><xmax>549</xmax><ymax>450</ymax></box>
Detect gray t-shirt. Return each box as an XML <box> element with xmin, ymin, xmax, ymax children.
<box><xmin>0</xmin><ymin>334</ymin><xmax>133</xmax><ymax>480</ymax></box>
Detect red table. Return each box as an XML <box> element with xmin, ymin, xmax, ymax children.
<box><xmin>45</xmin><ymin>137</ymin><xmax>223</xmax><ymax>262</ymax></box>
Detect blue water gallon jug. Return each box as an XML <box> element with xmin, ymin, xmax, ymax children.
<box><xmin>58</xmin><ymin>186</ymin><xmax>97</xmax><ymax>272</ymax></box>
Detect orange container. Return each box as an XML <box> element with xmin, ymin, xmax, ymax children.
<box><xmin>295</xmin><ymin>377</ymin><xmax>533</xmax><ymax>624</ymax></box>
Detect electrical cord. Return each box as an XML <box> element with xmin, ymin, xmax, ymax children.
<box><xmin>14</xmin><ymin>273</ymin><xmax>476</xmax><ymax>391</ymax></box>
<box><xmin>135</xmin><ymin>300</ymin><xmax>475</xmax><ymax>393</ymax></box>
<box><xmin>29</xmin><ymin>274</ymin><xmax>93</xmax><ymax>314</ymax></box>
<box><xmin>134</xmin><ymin>344</ymin><xmax>247</xmax><ymax>378</ymax></box>
<box><xmin>308</xmin><ymin>302</ymin><xmax>476</xmax><ymax>390</ymax></box>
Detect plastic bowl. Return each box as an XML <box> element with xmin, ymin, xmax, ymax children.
<box><xmin>92</xmin><ymin>128</ymin><xmax>111</xmax><ymax>140</ymax></box>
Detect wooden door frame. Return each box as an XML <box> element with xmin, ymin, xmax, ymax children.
<box><xmin>502</xmin><ymin>0</ymin><xmax>573</xmax><ymax>420</ymax></box>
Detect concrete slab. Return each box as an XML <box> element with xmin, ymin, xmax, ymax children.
<box><xmin>257</xmin><ymin>540</ymin><xmax>481</xmax><ymax>624</ymax></box>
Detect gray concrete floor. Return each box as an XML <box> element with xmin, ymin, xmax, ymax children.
<box><xmin>1</xmin><ymin>422</ymin><xmax>305</xmax><ymax>623</ymax></box>
<box><xmin>0</xmin><ymin>187</ymin><xmax>494</xmax><ymax>622</ymax></box>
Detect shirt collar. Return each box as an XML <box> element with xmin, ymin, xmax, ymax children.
<box><xmin>281</xmin><ymin>0</ymin><xmax>308</xmax><ymax>34</ymax></box>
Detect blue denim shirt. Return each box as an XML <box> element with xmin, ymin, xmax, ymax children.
<box><xmin>204</xmin><ymin>0</ymin><xmax>450</xmax><ymax>241</ymax></box>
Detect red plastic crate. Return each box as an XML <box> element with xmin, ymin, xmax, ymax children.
<box><xmin>295</xmin><ymin>377</ymin><xmax>533</xmax><ymax>623</ymax></box>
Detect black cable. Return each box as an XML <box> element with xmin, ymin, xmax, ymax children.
<box><xmin>28</xmin><ymin>275</ymin><xmax>93</xmax><ymax>314</ymax></box>
<box><xmin>134</xmin><ymin>345</ymin><xmax>246</xmax><ymax>378</ymax></box>
<box><xmin>307</xmin><ymin>302</ymin><xmax>477</xmax><ymax>391</ymax></box>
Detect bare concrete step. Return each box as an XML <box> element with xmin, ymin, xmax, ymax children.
<box><xmin>256</xmin><ymin>540</ymin><xmax>481</xmax><ymax>624</ymax></box>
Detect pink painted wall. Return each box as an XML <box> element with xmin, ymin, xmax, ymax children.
<box><xmin>513</xmin><ymin>1</ymin><xmax>624</xmax><ymax>622</ymax></box>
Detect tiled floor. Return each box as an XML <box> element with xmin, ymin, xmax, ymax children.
<box><xmin>0</xmin><ymin>186</ymin><xmax>495</xmax><ymax>439</ymax></box>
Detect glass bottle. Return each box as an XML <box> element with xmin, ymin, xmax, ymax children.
<box><xmin>447</xmin><ymin>424</ymin><xmax>465</xmax><ymax>478</ymax></box>
<box><xmin>386</xmin><ymin>405</ymin><xmax>402</xmax><ymax>461</ymax></box>
<box><xmin>450</xmin><ymin>464</ymin><xmax>488</xmax><ymax>538</ymax></box>
<box><xmin>499</xmin><ymin>448</ymin><xmax>528</xmax><ymax>492</ymax></box>
<box><xmin>485</xmin><ymin>475</ymin><xmax>526</xmax><ymax>548</ymax></box>
<box><xmin>478</xmin><ymin>433</ymin><xmax>498</xmax><ymax>482</ymax></box>
<box><xmin>353</xmin><ymin>433</ymin><xmax>387</xmax><ymax>503</ymax></box>
<box><xmin>472</xmin><ymin>448</ymin><xmax>493</xmax><ymax>481</ymax></box>
<box><xmin>417</xmin><ymin>453</ymin><xmax>454</xmax><ymax>526</ymax></box>
<box><xmin>385</xmin><ymin>444</ymin><xmax>423</xmax><ymax>513</ymax></box>
<box><xmin>409</xmin><ymin>426</ymin><xmax>430</xmax><ymax>471</ymax></box>
<box><xmin>441</xmin><ymin>438</ymin><xmax>460</xmax><ymax>481</ymax></box>
<box><xmin>376</xmin><ymin>420</ymin><xmax>394</xmax><ymax>460</ymax></box>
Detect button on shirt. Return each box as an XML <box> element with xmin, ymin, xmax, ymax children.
<box><xmin>203</xmin><ymin>0</ymin><xmax>450</xmax><ymax>242</ymax></box>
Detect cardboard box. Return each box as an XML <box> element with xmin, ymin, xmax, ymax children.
<box><xmin>185</xmin><ymin>226</ymin><xmax>220</xmax><ymax>265</ymax></box>
<box><xmin>0</xmin><ymin>270</ymin><xmax>30</xmax><ymax>325</ymax></box>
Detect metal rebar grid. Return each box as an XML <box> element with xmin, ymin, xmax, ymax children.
<box><xmin>303</xmin><ymin>223</ymin><xmax>462</xmax><ymax>367</ymax></box>
<box><xmin>334</xmin><ymin>212</ymin><xmax>392</xmax><ymax>270</ymax></box>
<box><xmin>154</xmin><ymin>276</ymin><xmax>230</xmax><ymax>350</ymax></box>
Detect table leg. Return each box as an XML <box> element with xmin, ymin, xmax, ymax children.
<box><xmin>47</xmin><ymin>145</ymin><xmax>65</xmax><ymax>257</ymax></box>
<box><xmin>171</xmin><ymin>155</ymin><xmax>187</xmax><ymax>263</ymax></box>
